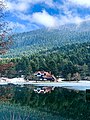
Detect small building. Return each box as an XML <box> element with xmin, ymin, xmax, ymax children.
<box><xmin>34</xmin><ymin>71</ymin><xmax>56</xmax><ymax>81</ymax></box>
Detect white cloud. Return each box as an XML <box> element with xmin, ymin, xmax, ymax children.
<box><xmin>6</xmin><ymin>1</ymin><xmax>29</xmax><ymax>12</ymax></box>
<box><xmin>68</xmin><ymin>0</ymin><xmax>90</xmax><ymax>7</ymax></box>
<box><xmin>8</xmin><ymin>21</ymin><xmax>26</xmax><ymax>32</ymax></box>
<box><xmin>18</xmin><ymin>0</ymin><xmax>54</xmax><ymax>7</ymax></box>
<box><xmin>16</xmin><ymin>13</ymin><xmax>31</xmax><ymax>21</ymax></box>
<box><xmin>6</xmin><ymin>0</ymin><xmax>54</xmax><ymax>12</ymax></box>
<box><xmin>4</xmin><ymin>0</ymin><xmax>90</xmax><ymax>31</ymax></box>
<box><xmin>15</xmin><ymin>9</ymin><xmax>90</xmax><ymax>29</ymax></box>
<box><xmin>15</xmin><ymin>11</ymin><xmax>59</xmax><ymax>28</ymax></box>
<box><xmin>53</xmin><ymin>0</ymin><xmax>90</xmax><ymax>25</ymax></box>
<box><xmin>8</xmin><ymin>21</ymin><xmax>40</xmax><ymax>32</ymax></box>
<box><xmin>59</xmin><ymin>15</ymin><xmax>83</xmax><ymax>25</ymax></box>
<box><xmin>31</xmin><ymin>10</ymin><xmax>58</xmax><ymax>28</ymax></box>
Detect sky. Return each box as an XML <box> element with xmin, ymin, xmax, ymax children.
<box><xmin>3</xmin><ymin>0</ymin><xmax>90</xmax><ymax>32</ymax></box>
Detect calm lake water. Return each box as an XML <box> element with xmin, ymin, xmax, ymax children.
<box><xmin>0</xmin><ymin>103</ymin><xmax>68</xmax><ymax>120</ymax></box>
<box><xmin>0</xmin><ymin>85</ymin><xmax>89</xmax><ymax>120</ymax></box>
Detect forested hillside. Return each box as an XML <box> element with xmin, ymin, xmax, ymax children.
<box><xmin>1</xmin><ymin>21</ymin><xmax>90</xmax><ymax>80</ymax></box>
<box><xmin>1</xmin><ymin>42</ymin><xmax>90</xmax><ymax>80</ymax></box>
<box><xmin>2</xmin><ymin>22</ymin><xmax>90</xmax><ymax>58</ymax></box>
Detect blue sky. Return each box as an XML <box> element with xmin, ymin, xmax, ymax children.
<box><xmin>4</xmin><ymin>0</ymin><xmax>90</xmax><ymax>32</ymax></box>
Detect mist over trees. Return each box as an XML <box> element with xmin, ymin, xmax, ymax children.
<box><xmin>2</xmin><ymin>23</ymin><xmax>90</xmax><ymax>58</ymax></box>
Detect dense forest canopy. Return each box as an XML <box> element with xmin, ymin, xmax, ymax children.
<box><xmin>1</xmin><ymin>42</ymin><xmax>90</xmax><ymax>80</ymax></box>
<box><xmin>1</xmin><ymin>21</ymin><xmax>90</xmax><ymax>58</ymax></box>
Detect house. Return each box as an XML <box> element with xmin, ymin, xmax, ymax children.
<box><xmin>34</xmin><ymin>71</ymin><xmax>56</xmax><ymax>81</ymax></box>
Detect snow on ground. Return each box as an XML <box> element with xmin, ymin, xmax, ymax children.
<box><xmin>0</xmin><ymin>77</ymin><xmax>26</xmax><ymax>83</ymax></box>
<box><xmin>8</xmin><ymin>78</ymin><xmax>26</xmax><ymax>83</ymax></box>
<box><xmin>57</xmin><ymin>78</ymin><xmax>65</xmax><ymax>82</ymax></box>
<box><xmin>0</xmin><ymin>77</ymin><xmax>90</xmax><ymax>90</ymax></box>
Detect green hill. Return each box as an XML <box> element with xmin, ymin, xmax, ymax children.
<box><xmin>2</xmin><ymin>22</ymin><xmax>90</xmax><ymax>58</ymax></box>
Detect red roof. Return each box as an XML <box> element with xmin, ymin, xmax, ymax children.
<box><xmin>34</xmin><ymin>71</ymin><xmax>56</xmax><ymax>80</ymax></box>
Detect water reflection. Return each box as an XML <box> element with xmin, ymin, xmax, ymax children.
<box><xmin>0</xmin><ymin>85</ymin><xmax>89</xmax><ymax>120</ymax></box>
<box><xmin>34</xmin><ymin>86</ymin><xmax>55</xmax><ymax>94</ymax></box>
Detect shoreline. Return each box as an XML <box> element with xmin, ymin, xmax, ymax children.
<box><xmin>0</xmin><ymin>77</ymin><xmax>90</xmax><ymax>91</ymax></box>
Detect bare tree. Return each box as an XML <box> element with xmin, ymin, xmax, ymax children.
<box><xmin>0</xmin><ymin>0</ymin><xmax>13</xmax><ymax>73</ymax></box>
<box><xmin>0</xmin><ymin>0</ymin><xmax>12</xmax><ymax>53</ymax></box>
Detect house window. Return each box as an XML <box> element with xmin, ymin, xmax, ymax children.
<box><xmin>44</xmin><ymin>73</ymin><xmax>46</xmax><ymax>76</ymax></box>
<box><xmin>37</xmin><ymin>73</ymin><xmax>40</xmax><ymax>75</ymax></box>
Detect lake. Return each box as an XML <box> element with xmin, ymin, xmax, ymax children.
<box><xmin>0</xmin><ymin>85</ymin><xmax>89</xmax><ymax>120</ymax></box>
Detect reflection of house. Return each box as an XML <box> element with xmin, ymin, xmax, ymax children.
<box><xmin>34</xmin><ymin>87</ymin><xmax>55</xmax><ymax>94</ymax></box>
<box><xmin>34</xmin><ymin>71</ymin><xmax>56</xmax><ymax>81</ymax></box>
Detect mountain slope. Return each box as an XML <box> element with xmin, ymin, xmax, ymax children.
<box><xmin>3</xmin><ymin>21</ymin><xmax>90</xmax><ymax>57</ymax></box>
